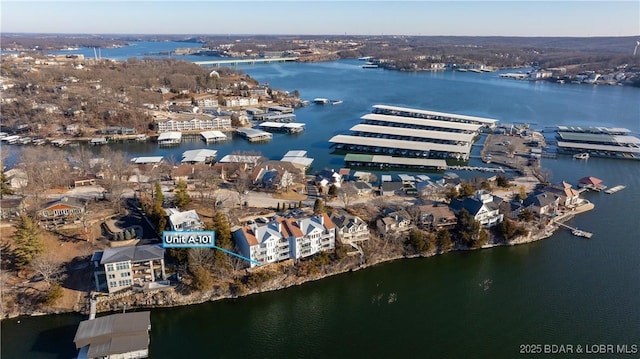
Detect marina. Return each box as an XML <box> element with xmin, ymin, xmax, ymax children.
<box><xmin>200</xmin><ymin>130</ymin><xmax>228</xmax><ymax>143</ymax></box>
<box><xmin>555</xmin><ymin>126</ymin><xmax>640</xmax><ymax>160</ymax></box>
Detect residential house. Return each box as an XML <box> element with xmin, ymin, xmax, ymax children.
<box><xmin>376</xmin><ymin>210</ymin><xmax>412</xmax><ymax>235</ymax></box>
<box><xmin>353</xmin><ymin>181</ymin><xmax>373</xmax><ymax>196</ymax></box>
<box><xmin>411</xmin><ymin>202</ymin><xmax>457</xmax><ymax>230</ymax></box>
<box><xmin>498</xmin><ymin>201</ymin><xmax>526</xmax><ymax>220</ymax></box>
<box><xmin>522</xmin><ymin>191</ymin><xmax>560</xmax><ymax>216</ymax></box>
<box><xmin>91</xmin><ymin>244</ymin><xmax>166</xmax><ymax>293</ymax></box>
<box><xmin>314</xmin><ymin>169</ymin><xmax>342</xmax><ymax>189</ymax></box>
<box><xmin>0</xmin><ymin>197</ymin><xmax>24</xmax><ymax>219</ymax></box>
<box><xmin>165</xmin><ymin>208</ymin><xmax>204</xmax><ymax>231</ymax></box>
<box><xmin>379</xmin><ymin>181</ymin><xmax>404</xmax><ymax>196</ymax></box>
<box><xmin>39</xmin><ymin>197</ymin><xmax>86</xmax><ymax>224</ymax></box>
<box><xmin>74</xmin><ymin>311</ymin><xmax>151</xmax><ymax>359</ymax></box>
<box><xmin>233</xmin><ymin>214</ymin><xmax>336</xmax><ymax>268</ymax></box>
<box><xmin>330</xmin><ymin>211</ymin><xmax>370</xmax><ymax>243</ymax></box>
<box><xmin>543</xmin><ymin>181</ymin><xmax>581</xmax><ymax>207</ymax></box>
<box><xmin>251</xmin><ymin>161</ymin><xmax>303</xmax><ymax>191</ymax></box>
<box><xmin>450</xmin><ymin>190</ymin><xmax>504</xmax><ymax>228</ymax></box>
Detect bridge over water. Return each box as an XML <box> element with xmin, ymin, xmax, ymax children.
<box><xmin>194</xmin><ymin>57</ymin><xmax>299</xmax><ymax>66</ymax></box>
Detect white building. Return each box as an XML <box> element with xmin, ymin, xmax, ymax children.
<box><xmin>91</xmin><ymin>245</ymin><xmax>166</xmax><ymax>294</ymax></box>
<box><xmin>233</xmin><ymin>214</ymin><xmax>336</xmax><ymax>268</ymax></box>
<box><xmin>156</xmin><ymin>117</ymin><xmax>231</xmax><ymax>133</ymax></box>
<box><xmin>330</xmin><ymin>212</ymin><xmax>370</xmax><ymax>243</ymax></box>
<box><xmin>450</xmin><ymin>190</ymin><xmax>504</xmax><ymax>228</ymax></box>
<box><xmin>165</xmin><ymin>208</ymin><xmax>205</xmax><ymax>231</ymax></box>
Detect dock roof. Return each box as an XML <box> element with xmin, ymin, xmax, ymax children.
<box><xmin>131</xmin><ymin>156</ymin><xmax>164</xmax><ymax>164</ymax></box>
<box><xmin>330</xmin><ymin>134</ymin><xmax>471</xmax><ymax>154</ymax></box>
<box><xmin>344</xmin><ymin>153</ymin><xmax>448</xmax><ymax>168</ymax></box>
<box><xmin>372</xmin><ymin>104</ymin><xmax>498</xmax><ymax>125</ymax></box>
<box><xmin>557</xmin><ymin>126</ymin><xmax>631</xmax><ymax>135</ymax></box>
<box><xmin>74</xmin><ymin>311</ymin><xmax>151</xmax><ymax>357</ymax></box>
<box><xmin>556</xmin><ymin>132</ymin><xmax>640</xmax><ymax>145</ymax></box>
<box><xmin>200</xmin><ymin>130</ymin><xmax>227</xmax><ymax>140</ymax></box>
<box><xmin>557</xmin><ymin>141</ymin><xmax>640</xmax><ymax>154</ymax></box>
<box><xmin>350</xmin><ymin>124</ymin><xmax>475</xmax><ymax>143</ymax></box>
<box><xmin>236</xmin><ymin>128</ymin><xmax>273</xmax><ymax>139</ymax></box>
<box><xmin>181</xmin><ymin>149</ymin><xmax>218</xmax><ymax>163</ymax></box>
<box><xmin>361</xmin><ymin>113</ymin><xmax>482</xmax><ymax>132</ymax></box>
<box><xmin>157</xmin><ymin>132</ymin><xmax>182</xmax><ymax>141</ymax></box>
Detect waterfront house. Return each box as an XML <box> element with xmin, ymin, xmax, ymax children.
<box><xmin>330</xmin><ymin>211</ymin><xmax>370</xmax><ymax>243</ymax></box>
<box><xmin>499</xmin><ymin>201</ymin><xmax>526</xmax><ymax>220</ymax></box>
<box><xmin>522</xmin><ymin>191</ymin><xmax>560</xmax><ymax>216</ymax></box>
<box><xmin>74</xmin><ymin>311</ymin><xmax>151</xmax><ymax>359</ymax></box>
<box><xmin>39</xmin><ymin>197</ymin><xmax>86</xmax><ymax>224</ymax></box>
<box><xmin>165</xmin><ymin>208</ymin><xmax>204</xmax><ymax>231</ymax></box>
<box><xmin>411</xmin><ymin>202</ymin><xmax>457</xmax><ymax>230</ymax></box>
<box><xmin>449</xmin><ymin>190</ymin><xmax>504</xmax><ymax>228</ymax></box>
<box><xmin>91</xmin><ymin>244</ymin><xmax>166</xmax><ymax>293</ymax></box>
<box><xmin>376</xmin><ymin>210</ymin><xmax>412</xmax><ymax>235</ymax></box>
<box><xmin>542</xmin><ymin>181</ymin><xmax>581</xmax><ymax>208</ymax></box>
<box><xmin>233</xmin><ymin>214</ymin><xmax>336</xmax><ymax>268</ymax></box>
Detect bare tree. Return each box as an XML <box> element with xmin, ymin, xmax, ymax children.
<box><xmin>30</xmin><ymin>253</ymin><xmax>63</xmax><ymax>283</ymax></box>
<box><xmin>100</xmin><ymin>147</ymin><xmax>132</xmax><ymax>213</ymax></box>
<box><xmin>338</xmin><ymin>182</ymin><xmax>359</xmax><ymax>209</ymax></box>
<box><xmin>187</xmin><ymin>248</ymin><xmax>215</xmax><ymax>271</ymax></box>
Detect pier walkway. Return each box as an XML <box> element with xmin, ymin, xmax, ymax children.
<box><xmin>194</xmin><ymin>57</ymin><xmax>299</xmax><ymax>66</ymax></box>
<box><xmin>553</xmin><ymin>220</ymin><xmax>593</xmax><ymax>238</ymax></box>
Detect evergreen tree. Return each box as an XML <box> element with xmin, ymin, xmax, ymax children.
<box><xmin>313</xmin><ymin>198</ymin><xmax>324</xmax><ymax>215</ymax></box>
<box><xmin>436</xmin><ymin>229</ymin><xmax>452</xmax><ymax>252</ymax></box>
<box><xmin>173</xmin><ymin>179</ymin><xmax>191</xmax><ymax>208</ymax></box>
<box><xmin>154</xmin><ymin>181</ymin><xmax>164</xmax><ymax>207</ymax></box>
<box><xmin>0</xmin><ymin>166</ymin><xmax>13</xmax><ymax>199</ymax></box>
<box><xmin>13</xmin><ymin>215</ymin><xmax>44</xmax><ymax>269</ymax></box>
<box><xmin>328</xmin><ymin>184</ymin><xmax>338</xmax><ymax>197</ymax></box>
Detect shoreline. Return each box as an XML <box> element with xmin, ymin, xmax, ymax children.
<box><xmin>2</xmin><ymin>212</ymin><xmax>576</xmax><ymax>320</ymax></box>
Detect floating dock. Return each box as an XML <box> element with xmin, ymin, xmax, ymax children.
<box><xmin>604</xmin><ymin>185</ymin><xmax>626</xmax><ymax>194</ymax></box>
<box><xmin>554</xmin><ymin>220</ymin><xmax>593</xmax><ymax>239</ymax></box>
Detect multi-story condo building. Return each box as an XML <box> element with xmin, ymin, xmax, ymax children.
<box><xmin>156</xmin><ymin>116</ymin><xmax>231</xmax><ymax>133</ymax></box>
<box><xmin>233</xmin><ymin>214</ymin><xmax>336</xmax><ymax>268</ymax></box>
<box><xmin>91</xmin><ymin>245</ymin><xmax>166</xmax><ymax>293</ymax></box>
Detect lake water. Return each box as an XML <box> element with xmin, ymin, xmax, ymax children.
<box><xmin>2</xmin><ymin>42</ymin><xmax>639</xmax><ymax>359</ymax></box>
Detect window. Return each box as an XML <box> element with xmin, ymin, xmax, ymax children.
<box><xmin>120</xmin><ymin>272</ymin><xmax>130</xmax><ymax>278</ymax></box>
<box><xmin>115</xmin><ymin>262</ymin><xmax>130</xmax><ymax>270</ymax></box>
<box><xmin>109</xmin><ymin>281</ymin><xmax>117</xmax><ymax>288</ymax></box>
<box><xmin>108</xmin><ymin>274</ymin><xmax>116</xmax><ymax>279</ymax></box>
<box><xmin>106</xmin><ymin>264</ymin><xmax>114</xmax><ymax>271</ymax></box>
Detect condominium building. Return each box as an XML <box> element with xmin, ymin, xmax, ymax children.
<box><xmin>156</xmin><ymin>116</ymin><xmax>231</xmax><ymax>133</ymax></box>
<box><xmin>233</xmin><ymin>214</ymin><xmax>336</xmax><ymax>268</ymax></box>
<box><xmin>91</xmin><ymin>245</ymin><xmax>166</xmax><ymax>293</ymax></box>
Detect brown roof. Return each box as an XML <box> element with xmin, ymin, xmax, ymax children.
<box><xmin>322</xmin><ymin>213</ymin><xmax>336</xmax><ymax>229</ymax></box>
<box><xmin>578</xmin><ymin>176</ymin><xmax>603</xmax><ymax>185</ymax></box>
<box><xmin>241</xmin><ymin>227</ymin><xmax>258</xmax><ymax>246</ymax></box>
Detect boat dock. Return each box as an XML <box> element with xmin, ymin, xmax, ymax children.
<box><xmin>448</xmin><ymin>165</ymin><xmax>507</xmax><ymax>173</ymax></box>
<box><xmin>604</xmin><ymin>185</ymin><xmax>626</xmax><ymax>194</ymax></box>
<box><xmin>553</xmin><ymin>220</ymin><xmax>593</xmax><ymax>238</ymax></box>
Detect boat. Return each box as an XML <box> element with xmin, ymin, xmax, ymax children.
<box><xmin>358</xmin><ymin>56</ymin><xmax>372</xmax><ymax>61</ymax></box>
<box><xmin>362</xmin><ymin>62</ymin><xmax>379</xmax><ymax>69</ymax></box>
<box><xmin>331</xmin><ymin>100</ymin><xmax>343</xmax><ymax>105</ymax></box>
<box><xmin>313</xmin><ymin>98</ymin><xmax>329</xmax><ymax>104</ymax></box>
<box><xmin>573</xmin><ymin>152</ymin><xmax>589</xmax><ymax>160</ymax></box>
<box><xmin>571</xmin><ymin>229</ymin><xmax>592</xmax><ymax>238</ymax></box>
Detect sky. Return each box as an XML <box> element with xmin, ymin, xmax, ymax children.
<box><xmin>1</xmin><ymin>1</ymin><xmax>639</xmax><ymax>37</ymax></box>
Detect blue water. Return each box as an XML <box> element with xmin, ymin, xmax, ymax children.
<box><xmin>3</xmin><ymin>41</ymin><xmax>639</xmax><ymax>359</ymax></box>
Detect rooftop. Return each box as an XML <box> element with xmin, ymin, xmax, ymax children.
<box><xmin>74</xmin><ymin>311</ymin><xmax>151</xmax><ymax>358</ymax></box>
<box><xmin>350</xmin><ymin>123</ymin><xmax>475</xmax><ymax>143</ymax></box>
<box><xmin>332</xmin><ymin>135</ymin><xmax>470</xmax><ymax>154</ymax></box>
<box><xmin>361</xmin><ymin>113</ymin><xmax>482</xmax><ymax>132</ymax></box>
<box><xmin>181</xmin><ymin>149</ymin><xmax>218</xmax><ymax>163</ymax></box>
<box><xmin>372</xmin><ymin>104</ymin><xmax>498</xmax><ymax>125</ymax></box>
<box><xmin>99</xmin><ymin>245</ymin><xmax>165</xmax><ymax>265</ymax></box>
